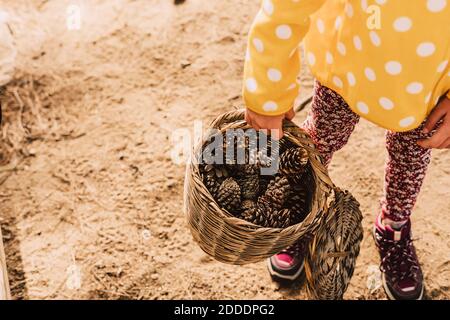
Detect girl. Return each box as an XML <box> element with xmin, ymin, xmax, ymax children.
<box><xmin>242</xmin><ymin>0</ymin><xmax>449</xmax><ymax>300</ymax></box>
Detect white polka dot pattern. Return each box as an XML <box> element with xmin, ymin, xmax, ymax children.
<box><xmin>263</xmin><ymin>0</ymin><xmax>274</xmax><ymax>16</ymax></box>
<box><xmin>242</xmin><ymin>0</ymin><xmax>450</xmax><ymax>129</ymax></box>
<box><xmin>365</xmin><ymin>68</ymin><xmax>376</xmax><ymax>81</ymax></box>
<box><xmin>353</xmin><ymin>36</ymin><xmax>362</xmax><ymax>51</ymax></box>
<box><xmin>345</xmin><ymin>3</ymin><xmax>354</xmax><ymax>17</ymax></box>
<box><xmin>326</xmin><ymin>51</ymin><xmax>334</xmax><ymax>64</ymax></box>
<box><xmin>399</xmin><ymin>116</ymin><xmax>415</xmax><ymax>128</ymax></box>
<box><xmin>385</xmin><ymin>61</ymin><xmax>402</xmax><ymax>75</ymax></box>
<box><xmin>417</xmin><ymin>42</ymin><xmax>436</xmax><ymax>57</ymax></box>
<box><xmin>347</xmin><ymin>72</ymin><xmax>356</xmax><ymax>86</ymax></box>
<box><xmin>337</xmin><ymin>42</ymin><xmax>346</xmax><ymax>56</ymax></box>
<box><xmin>393</xmin><ymin>17</ymin><xmax>412</xmax><ymax>32</ymax></box>
<box><xmin>316</xmin><ymin>19</ymin><xmax>325</xmax><ymax>34</ymax></box>
<box><xmin>333</xmin><ymin>76</ymin><xmax>343</xmax><ymax>88</ymax></box>
<box><xmin>357</xmin><ymin>102</ymin><xmax>369</xmax><ymax>114</ymax></box>
<box><xmin>307</xmin><ymin>52</ymin><xmax>316</xmax><ymax>66</ymax></box>
<box><xmin>427</xmin><ymin>0</ymin><xmax>447</xmax><ymax>12</ymax></box>
<box><xmin>263</xmin><ymin>101</ymin><xmax>278</xmax><ymax>112</ymax></box>
<box><xmin>246</xmin><ymin>78</ymin><xmax>258</xmax><ymax>92</ymax></box>
<box><xmin>267</xmin><ymin>68</ymin><xmax>282</xmax><ymax>82</ymax></box>
<box><xmin>406</xmin><ymin>82</ymin><xmax>424</xmax><ymax>94</ymax></box>
<box><xmin>253</xmin><ymin>38</ymin><xmax>264</xmax><ymax>53</ymax></box>
<box><xmin>369</xmin><ymin>31</ymin><xmax>381</xmax><ymax>47</ymax></box>
<box><xmin>437</xmin><ymin>60</ymin><xmax>448</xmax><ymax>73</ymax></box>
<box><xmin>276</xmin><ymin>25</ymin><xmax>292</xmax><ymax>40</ymax></box>
<box><xmin>379</xmin><ymin>97</ymin><xmax>394</xmax><ymax>110</ymax></box>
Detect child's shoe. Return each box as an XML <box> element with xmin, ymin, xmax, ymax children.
<box><xmin>373</xmin><ymin>215</ymin><xmax>424</xmax><ymax>300</ymax></box>
<box><xmin>267</xmin><ymin>240</ymin><xmax>306</xmax><ymax>282</ymax></box>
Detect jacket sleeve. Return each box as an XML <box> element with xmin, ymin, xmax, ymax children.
<box><xmin>243</xmin><ymin>0</ymin><xmax>325</xmax><ymax>116</ymax></box>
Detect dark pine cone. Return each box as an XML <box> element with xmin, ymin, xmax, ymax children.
<box><xmin>239</xmin><ymin>200</ymin><xmax>258</xmax><ymax>223</ymax></box>
<box><xmin>267</xmin><ymin>209</ymin><xmax>292</xmax><ymax>229</ymax></box>
<box><xmin>285</xmin><ymin>190</ymin><xmax>309</xmax><ymax>224</ymax></box>
<box><xmin>201</xmin><ymin>164</ymin><xmax>230</xmax><ymax>196</ymax></box>
<box><xmin>260</xmin><ymin>176</ymin><xmax>291</xmax><ymax>210</ymax></box>
<box><xmin>254</xmin><ymin>199</ymin><xmax>292</xmax><ymax>228</ymax></box>
<box><xmin>253</xmin><ymin>198</ymin><xmax>272</xmax><ymax>227</ymax></box>
<box><xmin>286</xmin><ymin>164</ymin><xmax>314</xmax><ymax>224</ymax></box>
<box><xmin>229</xmin><ymin>133</ymin><xmax>260</xmax><ymax>177</ymax></box>
<box><xmin>237</xmin><ymin>174</ymin><xmax>260</xmax><ymax>200</ymax></box>
<box><xmin>234</xmin><ymin>163</ymin><xmax>259</xmax><ymax>177</ymax></box>
<box><xmin>204</xmin><ymin>163</ymin><xmax>229</xmax><ymax>178</ymax></box>
<box><xmin>203</xmin><ymin>171</ymin><xmax>220</xmax><ymax>198</ymax></box>
<box><xmin>279</xmin><ymin>147</ymin><xmax>309</xmax><ymax>184</ymax></box>
<box><xmin>216</xmin><ymin>177</ymin><xmax>241</xmax><ymax>212</ymax></box>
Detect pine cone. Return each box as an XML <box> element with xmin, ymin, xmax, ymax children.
<box><xmin>286</xmin><ymin>191</ymin><xmax>309</xmax><ymax>224</ymax></box>
<box><xmin>216</xmin><ymin>177</ymin><xmax>241</xmax><ymax>212</ymax></box>
<box><xmin>267</xmin><ymin>209</ymin><xmax>292</xmax><ymax>228</ymax></box>
<box><xmin>232</xmin><ymin>134</ymin><xmax>260</xmax><ymax>176</ymax></box>
<box><xmin>237</xmin><ymin>174</ymin><xmax>260</xmax><ymax>200</ymax></box>
<box><xmin>279</xmin><ymin>147</ymin><xmax>309</xmax><ymax>180</ymax></box>
<box><xmin>253</xmin><ymin>198</ymin><xmax>273</xmax><ymax>227</ymax></box>
<box><xmin>250</xmin><ymin>176</ymin><xmax>291</xmax><ymax>227</ymax></box>
<box><xmin>260</xmin><ymin>176</ymin><xmax>291</xmax><ymax>210</ymax></box>
<box><xmin>203</xmin><ymin>163</ymin><xmax>229</xmax><ymax>180</ymax></box>
<box><xmin>254</xmin><ymin>199</ymin><xmax>292</xmax><ymax>228</ymax></box>
<box><xmin>286</xmin><ymin>165</ymin><xmax>314</xmax><ymax>223</ymax></box>
<box><xmin>203</xmin><ymin>171</ymin><xmax>220</xmax><ymax>197</ymax></box>
<box><xmin>239</xmin><ymin>200</ymin><xmax>258</xmax><ymax>222</ymax></box>
<box><xmin>242</xmin><ymin>199</ymin><xmax>257</xmax><ymax>211</ymax></box>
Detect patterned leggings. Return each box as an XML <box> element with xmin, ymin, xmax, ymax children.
<box><xmin>301</xmin><ymin>81</ymin><xmax>434</xmax><ymax>222</ymax></box>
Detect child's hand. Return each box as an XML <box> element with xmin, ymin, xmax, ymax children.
<box><xmin>418</xmin><ymin>97</ymin><xmax>450</xmax><ymax>149</ymax></box>
<box><xmin>245</xmin><ymin>107</ymin><xmax>295</xmax><ymax>140</ymax></box>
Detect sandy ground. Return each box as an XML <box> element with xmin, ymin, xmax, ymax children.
<box><xmin>0</xmin><ymin>0</ymin><xmax>449</xmax><ymax>300</ymax></box>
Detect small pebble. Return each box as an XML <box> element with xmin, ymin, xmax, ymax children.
<box><xmin>151</xmin><ymin>273</ymin><xmax>159</xmax><ymax>280</ymax></box>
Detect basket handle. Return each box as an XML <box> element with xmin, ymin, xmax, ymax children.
<box><xmin>207</xmin><ymin>109</ymin><xmax>335</xmax><ymax>190</ymax></box>
<box><xmin>210</xmin><ymin>108</ymin><xmax>308</xmax><ymax>134</ymax></box>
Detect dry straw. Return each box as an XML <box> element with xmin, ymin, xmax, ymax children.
<box><xmin>184</xmin><ymin>109</ymin><xmax>363</xmax><ymax>299</ymax></box>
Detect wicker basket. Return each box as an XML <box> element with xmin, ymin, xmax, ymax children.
<box><xmin>184</xmin><ymin>109</ymin><xmax>363</xmax><ymax>299</ymax></box>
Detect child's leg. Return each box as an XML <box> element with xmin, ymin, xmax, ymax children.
<box><xmin>381</xmin><ymin>120</ymin><xmax>435</xmax><ymax>222</ymax></box>
<box><xmin>374</xmin><ymin>120</ymin><xmax>440</xmax><ymax>300</ymax></box>
<box><xmin>301</xmin><ymin>81</ymin><xmax>360</xmax><ymax>166</ymax></box>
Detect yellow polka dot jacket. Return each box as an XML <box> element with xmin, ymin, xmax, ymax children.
<box><xmin>243</xmin><ymin>0</ymin><xmax>450</xmax><ymax>131</ymax></box>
